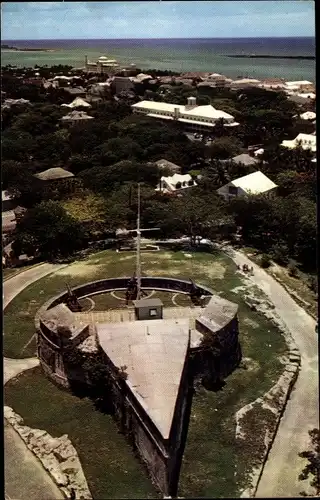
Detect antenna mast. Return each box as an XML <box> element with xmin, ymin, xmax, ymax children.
<box><xmin>136</xmin><ymin>183</ymin><xmax>141</xmax><ymax>300</ymax></box>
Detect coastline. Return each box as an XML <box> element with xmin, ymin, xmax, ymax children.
<box><xmin>1</xmin><ymin>47</ymin><xmax>59</xmax><ymax>53</ymax></box>
<box><xmin>227</xmin><ymin>55</ymin><xmax>315</xmax><ymax>60</ymax></box>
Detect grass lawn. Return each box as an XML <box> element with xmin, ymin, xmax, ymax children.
<box><xmin>4</xmin><ymin>248</ymin><xmax>288</xmax><ymax>498</ymax></box>
<box><xmin>4</xmin><ymin>367</ymin><xmax>157</xmax><ymax>500</ymax></box>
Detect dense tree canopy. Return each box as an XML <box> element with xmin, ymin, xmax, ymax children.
<box><xmin>2</xmin><ymin>65</ymin><xmax>316</xmax><ymax>273</ymax></box>
<box><xmin>12</xmin><ymin>201</ymin><xmax>86</xmax><ymax>259</ymax></box>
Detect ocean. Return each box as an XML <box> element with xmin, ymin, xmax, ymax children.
<box><xmin>1</xmin><ymin>37</ymin><xmax>316</xmax><ymax>82</ymax></box>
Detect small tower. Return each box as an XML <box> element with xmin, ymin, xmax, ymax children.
<box><xmin>186</xmin><ymin>96</ymin><xmax>197</xmax><ymax>109</ymax></box>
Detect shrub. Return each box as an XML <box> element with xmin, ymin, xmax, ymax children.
<box><xmin>288</xmin><ymin>260</ymin><xmax>299</xmax><ymax>278</ymax></box>
<box><xmin>260</xmin><ymin>253</ymin><xmax>271</xmax><ymax>268</ymax></box>
<box><xmin>271</xmin><ymin>243</ymin><xmax>290</xmax><ymax>266</ymax></box>
<box><xmin>308</xmin><ymin>276</ymin><xmax>318</xmax><ymax>293</ymax></box>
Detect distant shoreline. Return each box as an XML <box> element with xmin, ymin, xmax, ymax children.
<box><xmin>1</xmin><ymin>45</ymin><xmax>58</xmax><ymax>52</ymax></box>
<box><xmin>227</xmin><ymin>54</ymin><xmax>315</xmax><ymax>60</ymax></box>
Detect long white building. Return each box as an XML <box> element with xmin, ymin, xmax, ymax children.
<box><xmin>131</xmin><ymin>97</ymin><xmax>239</xmax><ymax>133</ymax></box>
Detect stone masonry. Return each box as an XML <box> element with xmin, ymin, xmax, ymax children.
<box><xmin>4</xmin><ymin>406</ymin><xmax>92</xmax><ymax>500</ymax></box>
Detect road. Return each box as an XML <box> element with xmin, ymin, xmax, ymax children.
<box><xmin>4</xmin><ymin>262</ymin><xmax>65</xmax><ymax>500</ymax></box>
<box><xmin>225</xmin><ymin>247</ymin><xmax>318</xmax><ymax>497</ymax></box>
<box><xmin>3</xmin><ymin>262</ymin><xmax>65</xmax><ymax>309</ymax></box>
<box><xmin>5</xmin><ymin>420</ymin><xmax>64</xmax><ymax>500</ymax></box>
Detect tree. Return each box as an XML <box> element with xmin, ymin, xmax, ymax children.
<box><xmin>207</xmin><ymin>137</ymin><xmax>243</xmax><ymax>161</ymax></box>
<box><xmin>298</xmin><ymin>428</ymin><xmax>320</xmax><ymax>496</ymax></box>
<box><xmin>168</xmin><ymin>191</ymin><xmax>230</xmax><ymax>244</ymax></box>
<box><xmin>13</xmin><ymin>200</ymin><xmax>86</xmax><ymax>259</ymax></box>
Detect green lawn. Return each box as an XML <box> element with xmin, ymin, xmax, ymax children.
<box><xmin>4</xmin><ymin>249</ymin><xmax>288</xmax><ymax>498</ymax></box>
<box><xmin>4</xmin><ymin>367</ymin><xmax>157</xmax><ymax>500</ymax></box>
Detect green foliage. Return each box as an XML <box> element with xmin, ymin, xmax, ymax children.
<box><xmin>298</xmin><ymin>428</ymin><xmax>320</xmax><ymax>495</ymax></box>
<box><xmin>270</xmin><ymin>243</ymin><xmax>290</xmax><ymax>266</ymax></box>
<box><xmin>207</xmin><ymin>137</ymin><xmax>243</xmax><ymax>160</ymax></box>
<box><xmin>13</xmin><ymin>200</ymin><xmax>86</xmax><ymax>259</ymax></box>
<box><xmin>287</xmin><ymin>261</ymin><xmax>299</xmax><ymax>278</ymax></box>
<box><xmin>260</xmin><ymin>254</ymin><xmax>271</xmax><ymax>268</ymax></box>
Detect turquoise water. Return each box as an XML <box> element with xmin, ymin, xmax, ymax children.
<box><xmin>1</xmin><ymin>38</ymin><xmax>316</xmax><ymax>81</ymax></box>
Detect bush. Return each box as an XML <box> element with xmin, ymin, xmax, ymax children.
<box><xmin>308</xmin><ymin>276</ymin><xmax>318</xmax><ymax>293</ymax></box>
<box><xmin>260</xmin><ymin>253</ymin><xmax>271</xmax><ymax>268</ymax></box>
<box><xmin>288</xmin><ymin>260</ymin><xmax>299</xmax><ymax>278</ymax></box>
<box><xmin>271</xmin><ymin>243</ymin><xmax>290</xmax><ymax>266</ymax></box>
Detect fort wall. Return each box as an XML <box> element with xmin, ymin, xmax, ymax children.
<box><xmin>35</xmin><ymin>276</ymin><xmax>240</xmax><ymax>496</ymax></box>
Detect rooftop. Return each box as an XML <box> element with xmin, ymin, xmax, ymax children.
<box><xmin>61</xmin><ymin>97</ymin><xmax>91</xmax><ymax>109</ymax></box>
<box><xmin>155</xmin><ymin>159</ymin><xmax>181</xmax><ymax>172</ymax></box>
<box><xmin>231</xmin><ymin>153</ymin><xmax>259</xmax><ymax>166</ymax></box>
<box><xmin>300</xmin><ymin>111</ymin><xmax>316</xmax><ymax>120</ymax></box>
<box><xmin>229</xmin><ymin>170</ymin><xmax>277</xmax><ymax>195</ymax></box>
<box><xmin>285</xmin><ymin>80</ymin><xmax>313</xmax><ymax>86</ymax></box>
<box><xmin>61</xmin><ymin>110</ymin><xmax>94</xmax><ymax>121</ymax></box>
<box><xmin>2</xmin><ymin>190</ymin><xmax>13</xmax><ymax>202</ymax></box>
<box><xmin>97</xmin><ymin>318</ymin><xmax>190</xmax><ymax>439</ymax></box>
<box><xmin>34</xmin><ymin>167</ymin><xmax>75</xmax><ymax>181</ymax></box>
<box><xmin>133</xmin><ymin>298</ymin><xmax>164</xmax><ymax>308</ymax></box>
<box><xmin>132</xmin><ymin>100</ymin><xmax>234</xmax><ymax>121</ymax></box>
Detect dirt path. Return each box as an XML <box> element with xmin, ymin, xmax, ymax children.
<box><xmin>3</xmin><ymin>262</ymin><xmax>65</xmax><ymax>500</ymax></box>
<box><xmin>223</xmin><ymin>246</ymin><xmax>318</xmax><ymax>497</ymax></box>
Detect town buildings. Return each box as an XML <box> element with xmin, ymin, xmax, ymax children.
<box><xmin>132</xmin><ymin>97</ymin><xmax>239</xmax><ymax>133</ymax></box>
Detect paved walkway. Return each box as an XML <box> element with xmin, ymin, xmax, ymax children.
<box><xmin>3</xmin><ymin>262</ymin><xmax>65</xmax><ymax>310</ymax></box>
<box><xmin>3</xmin><ymin>262</ymin><xmax>65</xmax><ymax>500</ymax></box>
<box><xmin>223</xmin><ymin>246</ymin><xmax>318</xmax><ymax>497</ymax></box>
<box><xmin>5</xmin><ymin>420</ymin><xmax>64</xmax><ymax>500</ymax></box>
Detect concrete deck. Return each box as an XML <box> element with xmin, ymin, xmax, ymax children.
<box><xmin>74</xmin><ymin>305</ymin><xmax>202</xmax><ymax>325</ymax></box>
<box><xmin>74</xmin><ymin>306</ymin><xmax>203</xmax><ymax>347</ymax></box>
<box><xmin>97</xmin><ymin>318</ymin><xmax>190</xmax><ymax>439</ymax></box>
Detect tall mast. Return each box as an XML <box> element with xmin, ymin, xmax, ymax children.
<box><xmin>136</xmin><ymin>183</ymin><xmax>141</xmax><ymax>300</ymax></box>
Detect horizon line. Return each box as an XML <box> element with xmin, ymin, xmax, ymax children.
<box><xmin>2</xmin><ymin>36</ymin><xmax>315</xmax><ymax>41</ymax></box>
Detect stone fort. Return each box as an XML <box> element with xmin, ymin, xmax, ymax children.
<box><xmin>36</xmin><ymin>274</ymin><xmax>241</xmax><ymax>498</ymax></box>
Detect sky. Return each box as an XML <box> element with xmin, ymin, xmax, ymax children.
<box><xmin>1</xmin><ymin>1</ymin><xmax>315</xmax><ymax>40</ymax></box>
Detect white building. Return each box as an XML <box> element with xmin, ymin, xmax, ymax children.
<box><xmin>156</xmin><ymin>174</ymin><xmax>197</xmax><ymax>194</ymax></box>
<box><xmin>132</xmin><ymin>97</ymin><xmax>239</xmax><ymax>133</ymax></box>
<box><xmin>84</xmin><ymin>55</ymin><xmax>136</xmax><ymax>75</ymax></box>
<box><xmin>230</xmin><ymin>78</ymin><xmax>261</xmax><ymax>89</ymax></box>
<box><xmin>281</xmin><ymin>133</ymin><xmax>316</xmax><ymax>153</ymax></box>
<box><xmin>130</xmin><ymin>73</ymin><xmax>153</xmax><ymax>84</ymax></box>
<box><xmin>217</xmin><ymin>171</ymin><xmax>277</xmax><ymax>201</ymax></box>
<box><xmin>285</xmin><ymin>80</ymin><xmax>313</xmax><ymax>89</ymax></box>
<box><xmin>297</xmin><ymin>92</ymin><xmax>316</xmax><ymax>100</ymax></box>
<box><xmin>300</xmin><ymin>111</ymin><xmax>316</xmax><ymax>121</ymax></box>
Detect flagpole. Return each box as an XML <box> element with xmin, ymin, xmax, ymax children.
<box><xmin>136</xmin><ymin>183</ymin><xmax>141</xmax><ymax>300</ymax></box>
